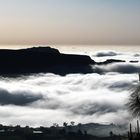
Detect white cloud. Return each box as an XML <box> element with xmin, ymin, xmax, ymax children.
<box><xmin>93</xmin><ymin>62</ymin><xmax>140</xmax><ymax>74</ymax></box>
<box><xmin>0</xmin><ymin>73</ymin><xmax>138</xmax><ymax>126</ymax></box>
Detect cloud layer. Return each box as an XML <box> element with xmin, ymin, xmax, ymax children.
<box><xmin>0</xmin><ymin>50</ymin><xmax>139</xmax><ymax>127</ymax></box>
<box><xmin>0</xmin><ymin>72</ymin><xmax>138</xmax><ymax>127</ymax></box>
<box><xmin>93</xmin><ymin>63</ymin><xmax>140</xmax><ymax>74</ymax></box>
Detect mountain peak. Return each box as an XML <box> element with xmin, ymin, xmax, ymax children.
<box><xmin>22</xmin><ymin>46</ymin><xmax>60</xmax><ymax>54</ymax></box>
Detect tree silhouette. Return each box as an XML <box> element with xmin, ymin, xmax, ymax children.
<box><xmin>63</xmin><ymin>122</ymin><xmax>68</xmax><ymax>127</ymax></box>
<box><xmin>70</xmin><ymin>121</ymin><xmax>75</xmax><ymax>126</ymax></box>
<box><xmin>128</xmin><ymin>84</ymin><xmax>140</xmax><ymax>117</ymax></box>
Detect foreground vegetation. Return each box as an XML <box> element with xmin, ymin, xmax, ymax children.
<box><xmin>0</xmin><ymin>123</ymin><xmax>129</xmax><ymax>140</ymax></box>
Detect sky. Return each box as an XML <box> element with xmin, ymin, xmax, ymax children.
<box><xmin>0</xmin><ymin>0</ymin><xmax>140</xmax><ymax>45</ymax></box>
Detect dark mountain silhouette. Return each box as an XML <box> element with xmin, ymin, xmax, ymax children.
<box><xmin>0</xmin><ymin>46</ymin><xmax>125</xmax><ymax>75</ymax></box>
<box><xmin>97</xmin><ymin>59</ymin><xmax>125</xmax><ymax>65</ymax></box>
<box><xmin>129</xmin><ymin>60</ymin><xmax>139</xmax><ymax>63</ymax></box>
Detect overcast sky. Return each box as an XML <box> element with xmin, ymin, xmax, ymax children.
<box><xmin>0</xmin><ymin>0</ymin><xmax>140</xmax><ymax>45</ymax></box>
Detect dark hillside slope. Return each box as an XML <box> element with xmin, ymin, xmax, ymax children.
<box><xmin>0</xmin><ymin>47</ymin><xmax>95</xmax><ymax>75</ymax></box>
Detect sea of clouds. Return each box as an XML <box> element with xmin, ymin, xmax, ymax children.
<box><xmin>0</xmin><ymin>50</ymin><xmax>139</xmax><ymax>127</ymax></box>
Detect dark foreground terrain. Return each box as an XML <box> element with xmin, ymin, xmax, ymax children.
<box><xmin>0</xmin><ymin>124</ymin><xmax>127</xmax><ymax>140</ymax></box>
<box><xmin>1</xmin><ymin>122</ymin><xmax>140</xmax><ymax>140</ymax></box>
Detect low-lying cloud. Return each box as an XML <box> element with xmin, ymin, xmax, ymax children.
<box><xmin>91</xmin><ymin>51</ymin><xmax>140</xmax><ymax>63</ymax></box>
<box><xmin>0</xmin><ymin>72</ymin><xmax>138</xmax><ymax>126</ymax></box>
<box><xmin>93</xmin><ymin>63</ymin><xmax>140</xmax><ymax>74</ymax></box>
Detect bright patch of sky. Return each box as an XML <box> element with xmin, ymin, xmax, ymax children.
<box><xmin>0</xmin><ymin>0</ymin><xmax>140</xmax><ymax>45</ymax></box>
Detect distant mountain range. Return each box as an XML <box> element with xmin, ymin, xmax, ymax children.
<box><xmin>0</xmin><ymin>46</ymin><xmax>125</xmax><ymax>75</ymax></box>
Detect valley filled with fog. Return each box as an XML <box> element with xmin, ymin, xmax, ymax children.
<box><xmin>0</xmin><ymin>48</ymin><xmax>140</xmax><ymax>127</ymax></box>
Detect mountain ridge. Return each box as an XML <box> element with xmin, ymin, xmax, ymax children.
<box><xmin>0</xmin><ymin>46</ymin><xmax>125</xmax><ymax>75</ymax></box>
